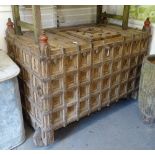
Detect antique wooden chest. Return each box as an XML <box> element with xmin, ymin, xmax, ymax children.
<box><xmin>6</xmin><ymin>23</ymin><xmax>150</xmax><ymax>146</ymax></box>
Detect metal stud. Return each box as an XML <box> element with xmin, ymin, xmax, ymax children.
<box><xmin>53</xmin><ymin>59</ymin><xmax>57</xmax><ymax>64</ymax></box>
<box><xmin>95</xmin><ymin>49</ymin><xmax>98</xmax><ymax>54</ymax></box>
<box><xmin>105</xmin><ymin>47</ymin><xmax>110</xmax><ymax>56</ymax></box>
<box><xmin>70</xmin><ymin>55</ymin><xmax>73</xmax><ymax>60</ymax></box>
<box><xmin>83</xmin><ymin>52</ymin><xmax>86</xmax><ymax>57</ymax></box>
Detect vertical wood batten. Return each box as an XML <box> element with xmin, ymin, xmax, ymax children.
<box><xmin>96</xmin><ymin>5</ymin><xmax>102</xmax><ymax>24</ymax></box>
<box><xmin>62</xmin><ymin>48</ymin><xmax>67</xmax><ymax>127</ymax></box>
<box><xmin>32</xmin><ymin>5</ymin><xmax>42</xmax><ymax>43</ymax></box>
<box><xmin>11</xmin><ymin>5</ymin><xmax>22</xmax><ymax>35</ymax></box>
<box><xmin>76</xmin><ymin>44</ymin><xmax>80</xmax><ymax>120</ymax></box>
<box><xmin>122</xmin><ymin>5</ymin><xmax>130</xmax><ymax>30</ymax></box>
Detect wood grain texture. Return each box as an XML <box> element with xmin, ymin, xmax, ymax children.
<box><xmin>18</xmin><ymin>21</ymin><xmax>34</xmax><ymax>31</ymax></box>
<box><xmin>96</xmin><ymin>5</ymin><xmax>102</xmax><ymax>24</ymax></box>
<box><xmin>11</xmin><ymin>5</ymin><xmax>22</xmax><ymax>35</ymax></box>
<box><xmin>97</xmin><ymin>5</ymin><xmax>130</xmax><ymax>30</ymax></box>
<box><xmin>6</xmin><ymin>24</ymin><xmax>150</xmax><ymax>146</ymax></box>
<box><xmin>122</xmin><ymin>5</ymin><xmax>130</xmax><ymax>30</ymax></box>
<box><xmin>32</xmin><ymin>5</ymin><xmax>42</xmax><ymax>43</ymax></box>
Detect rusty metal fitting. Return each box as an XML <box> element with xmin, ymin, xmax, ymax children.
<box><xmin>144</xmin><ymin>17</ymin><xmax>151</xmax><ymax>28</ymax></box>
<box><xmin>39</xmin><ymin>30</ymin><xmax>48</xmax><ymax>44</ymax></box>
<box><xmin>6</xmin><ymin>18</ymin><xmax>14</xmax><ymax>29</ymax></box>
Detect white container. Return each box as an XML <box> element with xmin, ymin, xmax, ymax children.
<box><xmin>0</xmin><ymin>51</ymin><xmax>25</xmax><ymax>149</ymax></box>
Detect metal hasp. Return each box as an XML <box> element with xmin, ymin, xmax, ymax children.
<box><xmin>96</xmin><ymin>5</ymin><xmax>130</xmax><ymax>30</ymax></box>
<box><xmin>11</xmin><ymin>5</ymin><xmax>42</xmax><ymax>43</ymax></box>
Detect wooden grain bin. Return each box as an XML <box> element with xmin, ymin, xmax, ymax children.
<box><xmin>138</xmin><ymin>55</ymin><xmax>155</xmax><ymax>123</ymax></box>
<box><xmin>6</xmin><ymin>23</ymin><xmax>151</xmax><ymax>146</ymax></box>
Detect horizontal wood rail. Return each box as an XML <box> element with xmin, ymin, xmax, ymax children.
<box><xmin>17</xmin><ymin>21</ymin><xmax>34</xmax><ymax>31</ymax></box>
<box><xmin>106</xmin><ymin>13</ymin><xmax>123</xmax><ymax>20</ymax></box>
<box><xmin>96</xmin><ymin>5</ymin><xmax>130</xmax><ymax>30</ymax></box>
<box><xmin>11</xmin><ymin>5</ymin><xmax>130</xmax><ymax>44</ymax></box>
<box><xmin>11</xmin><ymin>5</ymin><xmax>42</xmax><ymax>43</ymax></box>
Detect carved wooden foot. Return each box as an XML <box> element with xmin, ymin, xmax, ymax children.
<box><xmin>142</xmin><ymin>115</ymin><xmax>154</xmax><ymax>124</ymax></box>
<box><xmin>33</xmin><ymin>127</ymin><xmax>54</xmax><ymax>146</ymax></box>
<box><xmin>33</xmin><ymin>128</ymin><xmax>44</xmax><ymax>146</ymax></box>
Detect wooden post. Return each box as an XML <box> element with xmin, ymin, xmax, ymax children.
<box><xmin>122</xmin><ymin>5</ymin><xmax>130</xmax><ymax>30</ymax></box>
<box><xmin>96</xmin><ymin>5</ymin><xmax>102</xmax><ymax>24</ymax></box>
<box><xmin>32</xmin><ymin>5</ymin><xmax>42</xmax><ymax>43</ymax></box>
<box><xmin>11</xmin><ymin>5</ymin><xmax>22</xmax><ymax>35</ymax></box>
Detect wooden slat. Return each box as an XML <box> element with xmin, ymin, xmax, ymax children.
<box><xmin>18</xmin><ymin>21</ymin><xmax>34</xmax><ymax>31</ymax></box>
<box><xmin>11</xmin><ymin>5</ymin><xmax>22</xmax><ymax>35</ymax></box>
<box><xmin>122</xmin><ymin>5</ymin><xmax>130</xmax><ymax>30</ymax></box>
<box><xmin>32</xmin><ymin>5</ymin><xmax>42</xmax><ymax>43</ymax></box>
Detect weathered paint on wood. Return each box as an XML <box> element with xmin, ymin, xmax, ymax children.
<box><xmin>106</xmin><ymin>13</ymin><xmax>123</xmax><ymax>20</ymax></box>
<box><xmin>11</xmin><ymin>5</ymin><xmax>22</xmax><ymax>35</ymax></box>
<box><xmin>97</xmin><ymin>5</ymin><xmax>130</xmax><ymax>30</ymax></box>
<box><xmin>6</xmin><ymin>23</ymin><xmax>150</xmax><ymax>146</ymax></box>
<box><xmin>11</xmin><ymin>5</ymin><xmax>42</xmax><ymax>43</ymax></box>
<box><xmin>32</xmin><ymin>5</ymin><xmax>42</xmax><ymax>43</ymax></box>
<box><xmin>96</xmin><ymin>5</ymin><xmax>102</xmax><ymax>24</ymax></box>
<box><xmin>18</xmin><ymin>21</ymin><xmax>34</xmax><ymax>31</ymax></box>
<box><xmin>122</xmin><ymin>5</ymin><xmax>130</xmax><ymax>30</ymax></box>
